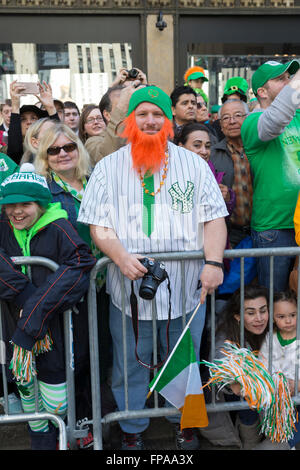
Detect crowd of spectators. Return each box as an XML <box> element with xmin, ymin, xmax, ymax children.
<box><xmin>1</xmin><ymin>60</ymin><xmax>300</xmax><ymax>451</ymax></box>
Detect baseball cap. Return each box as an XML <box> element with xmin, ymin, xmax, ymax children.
<box><xmin>252</xmin><ymin>60</ymin><xmax>300</xmax><ymax>95</ymax></box>
<box><xmin>184</xmin><ymin>66</ymin><xmax>208</xmax><ymax>83</ymax></box>
<box><xmin>0</xmin><ymin>172</ymin><xmax>52</xmax><ymax>207</ymax></box>
<box><xmin>187</xmin><ymin>71</ymin><xmax>208</xmax><ymax>82</ymax></box>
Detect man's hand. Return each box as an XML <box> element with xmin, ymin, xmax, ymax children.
<box><xmin>117</xmin><ymin>253</ymin><xmax>148</xmax><ymax>281</ymax></box>
<box><xmin>111</xmin><ymin>68</ymin><xmax>148</xmax><ymax>88</ymax></box>
<box><xmin>199</xmin><ymin>264</ymin><xmax>224</xmax><ymax>304</ymax></box>
<box><xmin>130</xmin><ymin>68</ymin><xmax>147</xmax><ymax>85</ymax></box>
<box><xmin>90</xmin><ymin>225</ymin><xmax>149</xmax><ymax>281</ymax></box>
<box><xmin>111</xmin><ymin>68</ymin><xmax>129</xmax><ymax>87</ymax></box>
<box><xmin>201</xmin><ymin>217</ymin><xmax>227</xmax><ymax>304</ymax></box>
<box><xmin>117</xmin><ymin>80</ymin><xmax>146</xmax><ymax>114</ymax></box>
<box><xmin>219</xmin><ymin>184</ymin><xmax>230</xmax><ymax>202</ymax></box>
<box><xmin>289</xmin><ymin>68</ymin><xmax>300</xmax><ymax>90</ymax></box>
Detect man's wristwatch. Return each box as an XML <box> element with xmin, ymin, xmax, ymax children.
<box><xmin>205</xmin><ymin>260</ymin><xmax>224</xmax><ymax>271</ymax></box>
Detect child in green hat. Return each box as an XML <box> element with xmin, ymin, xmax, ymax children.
<box><xmin>0</xmin><ymin>171</ymin><xmax>95</xmax><ymax>449</ymax></box>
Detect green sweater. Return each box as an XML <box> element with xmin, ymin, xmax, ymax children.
<box><xmin>241</xmin><ymin>107</ymin><xmax>300</xmax><ymax>232</ymax></box>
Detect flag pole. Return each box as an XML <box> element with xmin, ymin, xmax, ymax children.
<box><xmin>147</xmin><ymin>299</ymin><xmax>202</xmax><ymax>398</ymax></box>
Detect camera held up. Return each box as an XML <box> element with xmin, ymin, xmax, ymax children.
<box><xmin>127</xmin><ymin>68</ymin><xmax>139</xmax><ymax>80</ymax></box>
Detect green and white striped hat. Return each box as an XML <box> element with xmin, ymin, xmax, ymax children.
<box><xmin>0</xmin><ymin>172</ymin><xmax>52</xmax><ymax>207</ymax></box>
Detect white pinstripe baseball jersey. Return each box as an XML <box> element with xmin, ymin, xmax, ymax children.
<box><xmin>78</xmin><ymin>141</ymin><xmax>228</xmax><ymax>320</ymax></box>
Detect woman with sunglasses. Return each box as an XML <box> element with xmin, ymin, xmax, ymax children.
<box><xmin>35</xmin><ymin>122</ymin><xmax>91</xmax><ymax>225</ymax></box>
<box><xmin>78</xmin><ymin>104</ymin><xmax>106</xmax><ymax>144</ymax></box>
<box><xmin>35</xmin><ymin>122</ymin><xmax>113</xmax><ymax>445</ymax></box>
<box><xmin>195</xmin><ymin>94</ymin><xmax>218</xmax><ymax>140</ymax></box>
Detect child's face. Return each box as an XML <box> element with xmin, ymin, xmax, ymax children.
<box><xmin>274</xmin><ymin>300</ymin><xmax>297</xmax><ymax>337</ymax></box>
<box><xmin>5</xmin><ymin>202</ymin><xmax>43</xmax><ymax>230</ymax></box>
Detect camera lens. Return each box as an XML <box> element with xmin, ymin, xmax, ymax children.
<box><xmin>138</xmin><ymin>258</ymin><xmax>166</xmax><ymax>300</ymax></box>
<box><xmin>139</xmin><ymin>284</ymin><xmax>155</xmax><ymax>300</ymax></box>
<box><xmin>128</xmin><ymin>68</ymin><xmax>139</xmax><ymax>79</ymax></box>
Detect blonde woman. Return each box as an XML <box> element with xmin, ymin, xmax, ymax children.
<box><xmin>35</xmin><ymin>121</ymin><xmax>91</xmax><ymax>235</ymax></box>
<box><xmin>21</xmin><ymin>117</ymin><xmax>56</xmax><ymax>165</ymax></box>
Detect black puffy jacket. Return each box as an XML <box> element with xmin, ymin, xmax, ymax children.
<box><xmin>0</xmin><ymin>205</ymin><xmax>96</xmax><ymax>383</ymax></box>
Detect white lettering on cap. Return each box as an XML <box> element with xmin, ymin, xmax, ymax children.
<box><xmin>265</xmin><ymin>61</ymin><xmax>281</xmax><ymax>66</ymax></box>
<box><xmin>1</xmin><ymin>172</ymin><xmax>48</xmax><ymax>188</ymax></box>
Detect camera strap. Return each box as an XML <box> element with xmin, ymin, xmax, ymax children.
<box><xmin>130</xmin><ymin>274</ymin><xmax>171</xmax><ymax>370</ymax></box>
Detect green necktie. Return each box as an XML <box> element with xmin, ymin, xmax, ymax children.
<box><xmin>142</xmin><ymin>173</ymin><xmax>155</xmax><ymax>237</ymax></box>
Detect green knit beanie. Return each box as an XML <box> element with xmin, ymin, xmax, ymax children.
<box><xmin>126</xmin><ymin>86</ymin><xmax>173</xmax><ymax>121</ymax></box>
<box><xmin>0</xmin><ymin>172</ymin><xmax>52</xmax><ymax>207</ymax></box>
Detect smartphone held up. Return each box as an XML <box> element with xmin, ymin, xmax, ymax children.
<box><xmin>17</xmin><ymin>82</ymin><xmax>39</xmax><ymax>95</ymax></box>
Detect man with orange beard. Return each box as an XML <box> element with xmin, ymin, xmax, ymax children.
<box><xmin>78</xmin><ymin>86</ymin><xmax>228</xmax><ymax>450</ymax></box>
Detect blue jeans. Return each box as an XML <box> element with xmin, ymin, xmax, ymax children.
<box><xmin>251</xmin><ymin>229</ymin><xmax>296</xmax><ymax>292</ymax></box>
<box><xmin>109</xmin><ymin>300</ymin><xmax>206</xmax><ymax>434</ymax></box>
<box><xmin>288</xmin><ymin>406</ymin><xmax>300</xmax><ymax>448</ymax></box>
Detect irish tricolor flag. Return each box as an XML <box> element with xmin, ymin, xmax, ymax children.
<box><xmin>148</xmin><ymin>304</ymin><xmax>208</xmax><ymax>430</ymax></box>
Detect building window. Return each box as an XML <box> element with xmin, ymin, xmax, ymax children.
<box><xmin>77</xmin><ymin>45</ymin><xmax>83</xmax><ymax>73</ymax></box>
<box><xmin>109</xmin><ymin>47</ymin><xmax>116</xmax><ymax>71</ymax></box>
<box><xmin>86</xmin><ymin>47</ymin><xmax>92</xmax><ymax>73</ymax></box>
<box><xmin>121</xmin><ymin>44</ymin><xmax>127</xmax><ymax>68</ymax></box>
<box><xmin>98</xmin><ymin>46</ymin><xmax>104</xmax><ymax>73</ymax></box>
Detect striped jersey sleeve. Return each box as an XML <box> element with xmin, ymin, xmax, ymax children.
<box><xmin>77</xmin><ymin>161</ymin><xmax>113</xmax><ymax>229</ymax></box>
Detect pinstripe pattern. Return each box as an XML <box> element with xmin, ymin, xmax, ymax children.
<box><xmin>18</xmin><ymin>380</ymin><xmax>67</xmax><ymax>432</ymax></box>
<box><xmin>78</xmin><ymin>141</ymin><xmax>228</xmax><ymax>320</ymax></box>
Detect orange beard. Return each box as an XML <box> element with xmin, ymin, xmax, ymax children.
<box><xmin>120</xmin><ymin>111</ymin><xmax>174</xmax><ymax>175</ymax></box>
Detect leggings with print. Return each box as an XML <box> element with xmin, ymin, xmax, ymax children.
<box><xmin>17</xmin><ymin>380</ymin><xmax>68</xmax><ymax>432</ymax></box>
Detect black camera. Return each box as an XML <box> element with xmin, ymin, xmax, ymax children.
<box><xmin>139</xmin><ymin>258</ymin><xmax>167</xmax><ymax>300</ymax></box>
<box><xmin>127</xmin><ymin>68</ymin><xmax>139</xmax><ymax>79</ymax></box>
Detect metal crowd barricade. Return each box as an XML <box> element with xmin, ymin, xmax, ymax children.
<box><xmin>88</xmin><ymin>246</ymin><xmax>300</xmax><ymax>450</ymax></box>
<box><xmin>0</xmin><ymin>255</ymin><xmax>86</xmax><ymax>451</ymax></box>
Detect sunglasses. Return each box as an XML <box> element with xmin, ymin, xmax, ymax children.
<box><xmin>47</xmin><ymin>142</ymin><xmax>77</xmax><ymax>156</ymax></box>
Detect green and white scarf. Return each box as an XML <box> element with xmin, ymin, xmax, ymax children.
<box><xmin>51</xmin><ymin>171</ymin><xmax>106</xmax><ymax>289</ymax></box>
<box><xmin>51</xmin><ymin>171</ymin><xmax>87</xmax><ymax>202</ymax></box>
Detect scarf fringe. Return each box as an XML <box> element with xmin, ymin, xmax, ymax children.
<box><xmin>9</xmin><ymin>332</ymin><xmax>53</xmax><ymax>384</ymax></box>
